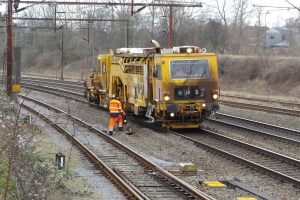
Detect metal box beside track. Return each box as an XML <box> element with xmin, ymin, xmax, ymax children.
<box><xmin>179</xmin><ymin>163</ymin><xmax>197</xmax><ymax>175</ymax></box>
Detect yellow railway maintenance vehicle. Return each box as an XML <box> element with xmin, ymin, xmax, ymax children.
<box><xmin>83</xmin><ymin>40</ymin><xmax>220</xmax><ymax>129</ymax></box>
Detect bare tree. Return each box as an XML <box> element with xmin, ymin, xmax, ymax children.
<box><xmin>232</xmin><ymin>0</ymin><xmax>255</xmax><ymax>54</ymax></box>
<box><xmin>213</xmin><ymin>0</ymin><xmax>229</xmax><ymax>53</ymax></box>
<box><xmin>285</xmin><ymin>18</ymin><xmax>300</xmax><ymax>56</ymax></box>
<box><xmin>204</xmin><ymin>19</ymin><xmax>226</xmax><ymax>53</ymax></box>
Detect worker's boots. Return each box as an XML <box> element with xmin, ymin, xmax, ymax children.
<box><xmin>108</xmin><ymin>130</ymin><xmax>113</xmax><ymax>135</ymax></box>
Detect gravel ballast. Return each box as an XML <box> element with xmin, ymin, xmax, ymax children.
<box><xmin>24</xmin><ymin>90</ymin><xmax>300</xmax><ymax>200</ymax></box>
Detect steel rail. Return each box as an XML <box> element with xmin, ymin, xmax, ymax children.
<box><xmin>206</xmin><ymin>115</ymin><xmax>300</xmax><ymax>146</ymax></box>
<box><xmin>20</xmin><ymin>99</ymin><xmax>145</xmax><ymax>200</ymax></box>
<box><xmin>21</xmin><ymin>82</ymin><xmax>168</xmax><ymax>133</ymax></box>
<box><xmin>19</xmin><ymin>94</ymin><xmax>215</xmax><ymax>200</ymax></box>
<box><xmin>221</xmin><ymin>94</ymin><xmax>300</xmax><ymax>108</ymax></box>
<box><xmin>20</xmin><ymin>77</ymin><xmax>300</xmax><ymax>118</ymax></box>
<box><xmin>217</xmin><ymin>112</ymin><xmax>300</xmax><ymax>138</ymax></box>
<box><xmin>221</xmin><ymin>99</ymin><xmax>300</xmax><ymax>117</ymax></box>
<box><xmin>172</xmin><ymin>130</ymin><xmax>300</xmax><ymax>188</ymax></box>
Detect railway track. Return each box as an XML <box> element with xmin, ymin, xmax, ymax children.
<box><xmin>21</xmin><ymin>77</ymin><xmax>300</xmax><ymax>119</ymax></box>
<box><xmin>21</xmin><ymin>76</ymin><xmax>83</xmax><ymax>86</ymax></box>
<box><xmin>19</xmin><ymin>77</ymin><xmax>300</xmax><ymax>198</ymax></box>
<box><xmin>19</xmin><ymin>77</ymin><xmax>300</xmax><ymax>117</ymax></box>
<box><xmin>21</xmin><ymin>79</ymin><xmax>168</xmax><ymax>133</ymax></box>
<box><xmin>221</xmin><ymin>94</ymin><xmax>300</xmax><ymax>108</ymax></box>
<box><xmin>207</xmin><ymin>113</ymin><xmax>300</xmax><ymax>147</ymax></box>
<box><xmin>180</xmin><ymin>130</ymin><xmax>300</xmax><ymax>188</ymax></box>
<box><xmin>19</xmin><ymin>94</ymin><xmax>214</xmax><ymax>200</ymax></box>
<box><xmin>220</xmin><ymin>99</ymin><xmax>300</xmax><ymax>117</ymax></box>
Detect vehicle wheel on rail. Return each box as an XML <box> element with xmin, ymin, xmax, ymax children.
<box><xmin>154</xmin><ymin>118</ymin><xmax>163</xmax><ymax>127</ymax></box>
<box><xmin>87</xmin><ymin>91</ymin><xmax>92</xmax><ymax>103</ymax></box>
<box><xmin>96</xmin><ymin>95</ymin><xmax>100</xmax><ymax>105</ymax></box>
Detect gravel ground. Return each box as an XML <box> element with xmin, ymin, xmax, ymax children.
<box><xmin>24</xmin><ymin>89</ymin><xmax>300</xmax><ymax>200</ymax></box>
<box><xmin>19</xmin><ymin>104</ymin><xmax>126</xmax><ymax>200</ymax></box>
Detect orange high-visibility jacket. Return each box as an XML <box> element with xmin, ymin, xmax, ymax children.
<box><xmin>109</xmin><ymin>99</ymin><xmax>125</xmax><ymax>117</ymax></box>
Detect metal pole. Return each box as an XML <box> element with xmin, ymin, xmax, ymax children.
<box><xmin>126</xmin><ymin>21</ymin><xmax>129</xmax><ymax>48</ymax></box>
<box><xmin>169</xmin><ymin>6</ymin><xmax>172</xmax><ymax>48</ymax></box>
<box><xmin>12</xmin><ymin>46</ymin><xmax>21</xmax><ymax>103</ymax></box>
<box><xmin>87</xmin><ymin>22</ymin><xmax>90</xmax><ymax>43</ymax></box>
<box><xmin>55</xmin><ymin>6</ymin><xmax>57</xmax><ymax>33</ymax></box>
<box><xmin>131</xmin><ymin>0</ymin><xmax>134</xmax><ymax>16</ymax></box>
<box><xmin>14</xmin><ymin>26</ymin><xmax>17</xmax><ymax>46</ymax></box>
<box><xmin>6</xmin><ymin>0</ymin><xmax>13</xmax><ymax>97</ymax></box>
<box><xmin>60</xmin><ymin>27</ymin><xmax>64</xmax><ymax>80</ymax></box>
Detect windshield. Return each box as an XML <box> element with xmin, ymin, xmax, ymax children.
<box><xmin>170</xmin><ymin>59</ymin><xmax>209</xmax><ymax>79</ymax></box>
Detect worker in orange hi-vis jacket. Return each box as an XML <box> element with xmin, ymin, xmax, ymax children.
<box><xmin>108</xmin><ymin>94</ymin><xmax>126</xmax><ymax>135</ymax></box>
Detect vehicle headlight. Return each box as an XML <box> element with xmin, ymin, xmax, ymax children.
<box><xmin>164</xmin><ymin>96</ymin><xmax>170</xmax><ymax>101</ymax></box>
<box><xmin>187</xmin><ymin>48</ymin><xmax>192</xmax><ymax>53</ymax></box>
<box><xmin>213</xmin><ymin>94</ymin><xmax>218</xmax><ymax>99</ymax></box>
<box><xmin>170</xmin><ymin>113</ymin><xmax>175</xmax><ymax>117</ymax></box>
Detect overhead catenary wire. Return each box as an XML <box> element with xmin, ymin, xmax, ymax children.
<box><xmin>284</xmin><ymin>0</ymin><xmax>300</xmax><ymax>12</ymax></box>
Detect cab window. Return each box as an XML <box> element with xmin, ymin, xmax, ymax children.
<box><xmin>153</xmin><ymin>64</ymin><xmax>161</xmax><ymax>79</ymax></box>
<box><xmin>102</xmin><ymin>62</ymin><xmax>106</xmax><ymax>74</ymax></box>
<box><xmin>170</xmin><ymin>59</ymin><xmax>209</xmax><ymax>79</ymax></box>
<box><xmin>156</xmin><ymin>64</ymin><xmax>161</xmax><ymax>79</ymax></box>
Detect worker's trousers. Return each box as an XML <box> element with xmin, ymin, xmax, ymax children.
<box><xmin>108</xmin><ymin>114</ymin><xmax>123</xmax><ymax>135</ymax></box>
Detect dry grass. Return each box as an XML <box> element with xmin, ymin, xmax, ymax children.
<box><xmin>218</xmin><ymin>55</ymin><xmax>300</xmax><ymax>100</ymax></box>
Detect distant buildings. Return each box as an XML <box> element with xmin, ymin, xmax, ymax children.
<box><xmin>244</xmin><ymin>25</ymin><xmax>299</xmax><ymax>50</ymax></box>
<box><xmin>266</xmin><ymin>27</ymin><xmax>299</xmax><ymax>47</ymax></box>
